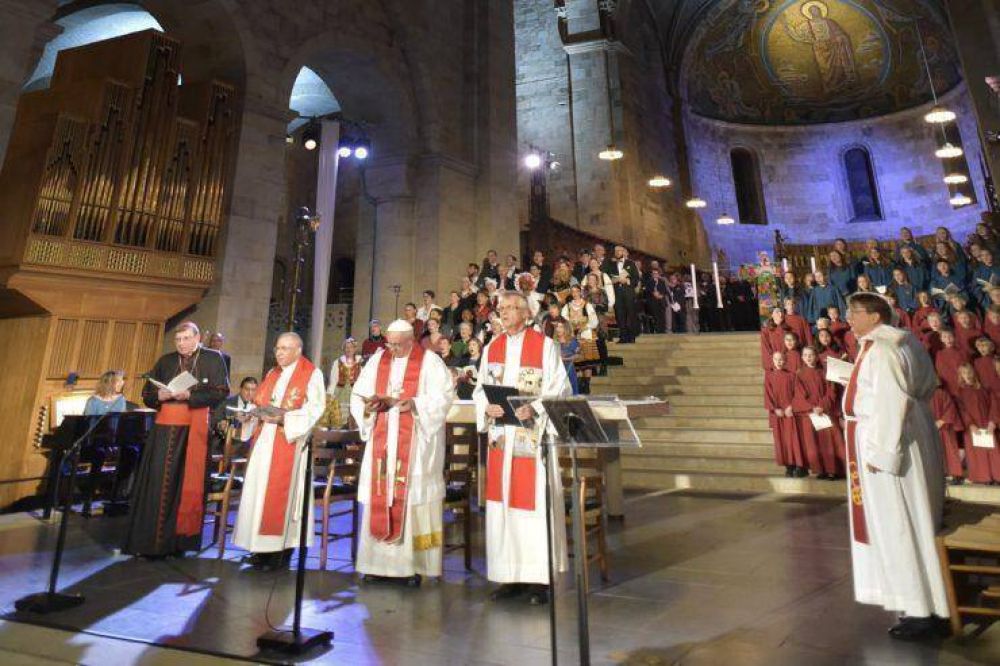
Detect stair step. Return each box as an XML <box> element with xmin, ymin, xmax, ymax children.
<box><xmin>609</xmin><ymin>365</ymin><xmax>761</xmax><ymax>377</ymax></box>
<box><xmin>592</xmin><ymin>382</ymin><xmax>763</xmax><ymax>397</ymax></box>
<box><xmin>665</xmin><ymin>405</ymin><xmax>764</xmax><ymax>418</ymax></box>
<box><xmin>626</xmin><ymin>442</ymin><xmax>774</xmax><ymax>458</ymax></box>
<box><xmin>638</xmin><ymin>415</ymin><xmax>770</xmax><ymax>430</ymax></box>
<box><xmin>665</xmin><ymin>394</ymin><xmax>763</xmax><ymax>407</ymax></box>
<box><xmin>635</xmin><ymin>427</ymin><xmax>773</xmax><ymax>445</ymax></box>
<box><xmin>622</xmin><ymin>469</ymin><xmax>846</xmax><ymax>496</ymax></box>
<box><xmin>623</xmin><ymin>456</ymin><xmax>779</xmax><ymax>475</ymax></box>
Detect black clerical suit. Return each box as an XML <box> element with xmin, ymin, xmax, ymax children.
<box><xmin>645</xmin><ymin>276</ymin><xmax>668</xmax><ymax>333</ymax></box>
<box><xmin>606</xmin><ymin>257</ymin><xmax>641</xmax><ymax>343</ymax></box>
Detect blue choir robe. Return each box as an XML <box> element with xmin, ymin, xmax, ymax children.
<box><xmin>894</xmin><ymin>241</ymin><xmax>930</xmax><ymax>265</ymax></box>
<box><xmin>973</xmin><ymin>263</ymin><xmax>1000</xmax><ymax>309</ymax></box>
<box><xmin>930</xmin><ymin>271</ymin><xmax>966</xmax><ymax>307</ymax></box>
<box><xmin>891</xmin><ymin>283</ymin><xmax>919</xmax><ymax>313</ymax></box>
<box><xmin>900</xmin><ymin>262</ymin><xmax>929</xmax><ymax>293</ymax></box>
<box><xmin>807</xmin><ymin>283</ymin><xmax>846</xmax><ymax>323</ymax></box>
<box><xmin>863</xmin><ymin>262</ymin><xmax>894</xmax><ymax>291</ymax></box>
<box><xmin>828</xmin><ymin>265</ymin><xmax>856</xmax><ymax>297</ymax></box>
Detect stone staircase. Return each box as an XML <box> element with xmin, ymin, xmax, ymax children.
<box><xmin>592</xmin><ymin>332</ymin><xmax>1000</xmax><ymax>504</ymax></box>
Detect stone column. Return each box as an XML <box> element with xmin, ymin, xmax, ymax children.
<box><xmin>310</xmin><ymin>119</ymin><xmax>340</xmax><ymax>368</ymax></box>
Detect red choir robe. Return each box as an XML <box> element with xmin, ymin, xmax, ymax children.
<box><xmin>921</xmin><ymin>330</ymin><xmax>944</xmax><ymax>360</ymax></box>
<box><xmin>974</xmin><ymin>355</ymin><xmax>1000</xmax><ymax>393</ymax></box>
<box><xmin>791</xmin><ymin>366</ymin><xmax>843</xmax><ymax>475</ymax></box>
<box><xmin>912</xmin><ymin>305</ymin><xmax>938</xmax><ymax>335</ymax></box>
<box><xmin>764</xmin><ymin>368</ymin><xmax>803</xmax><ymax>467</ymax></box>
<box><xmin>785</xmin><ymin>313</ymin><xmax>813</xmax><ymax>346</ymax></box>
<box><xmin>935</xmin><ymin>347</ymin><xmax>969</xmax><ymax>396</ymax></box>
<box><xmin>931</xmin><ymin>387</ymin><xmax>964</xmax><ymax>479</ymax></box>
<box><xmin>829</xmin><ymin>320</ymin><xmax>850</xmax><ymax>347</ymax></box>
<box><xmin>760</xmin><ymin>325</ymin><xmax>788</xmax><ymax>370</ymax></box>
<box><xmin>783</xmin><ymin>348</ymin><xmax>802</xmax><ymax>374</ymax></box>
<box><xmin>843</xmin><ymin>330</ymin><xmax>859</xmax><ymax>361</ymax></box>
<box><xmin>955</xmin><ymin>385</ymin><xmax>1000</xmax><ymax>483</ymax></box>
<box><xmin>953</xmin><ymin>310</ymin><xmax>982</xmax><ymax>329</ymax></box>
<box><xmin>892</xmin><ymin>306</ymin><xmax>912</xmax><ymax>331</ymax></box>
<box><xmin>955</xmin><ymin>323</ymin><xmax>984</xmax><ymax>355</ymax></box>
<box><xmin>984</xmin><ymin>317</ymin><xmax>1000</xmax><ymax>348</ymax></box>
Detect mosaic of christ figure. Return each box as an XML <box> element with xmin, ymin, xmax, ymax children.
<box><xmin>781</xmin><ymin>1</ymin><xmax>859</xmax><ymax>94</ymax></box>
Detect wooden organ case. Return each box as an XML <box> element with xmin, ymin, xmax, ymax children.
<box><xmin>0</xmin><ymin>30</ymin><xmax>238</xmax><ymax>508</ymax></box>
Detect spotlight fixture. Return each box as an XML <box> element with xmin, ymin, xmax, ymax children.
<box><xmin>924</xmin><ymin>106</ymin><xmax>956</xmax><ymax>124</ymax></box>
<box><xmin>716</xmin><ymin>212</ymin><xmax>735</xmax><ymax>225</ymax></box>
<box><xmin>950</xmin><ymin>193</ymin><xmax>972</xmax><ymax>207</ymax></box>
<box><xmin>685</xmin><ymin>197</ymin><xmax>707</xmax><ymax>209</ymax></box>
<box><xmin>302</xmin><ymin>122</ymin><xmax>319</xmax><ymax>151</ymax></box>
<box><xmin>943</xmin><ymin>173</ymin><xmax>969</xmax><ymax>185</ymax></box>
<box><xmin>598</xmin><ymin>144</ymin><xmax>624</xmax><ymax>161</ymax></box>
<box><xmin>648</xmin><ymin>175</ymin><xmax>672</xmax><ymax>188</ymax></box>
<box><xmin>935</xmin><ymin>142</ymin><xmax>963</xmax><ymax>159</ymax></box>
<box><xmin>354</xmin><ymin>145</ymin><xmax>369</xmax><ymax>160</ymax></box>
<box><xmin>524</xmin><ymin>152</ymin><xmax>543</xmax><ymax>169</ymax></box>
<box><xmin>337</xmin><ymin>146</ymin><xmax>352</xmax><ymax>158</ymax></box>
<box><xmin>285</xmin><ymin>135</ymin><xmax>294</xmax><ymax>145</ymax></box>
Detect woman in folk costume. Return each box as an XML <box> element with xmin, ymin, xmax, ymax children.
<box><xmin>473</xmin><ymin>291</ymin><xmax>571</xmax><ymax>605</ymax></box>
<box><xmin>562</xmin><ymin>284</ymin><xmax>601</xmax><ymax>367</ymax></box>
<box><xmin>233</xmin><ymin>332</ymin><xmax>326</xmax><ymax>570</ymax></box>
<box><xmin>350</xmin><ymin>320</ymin><xmax>455</xmax><ymax>584</ymax></box>
<box><xmin>327</xmin><ymin>337</ymin><xmax>362</xmax><ymax>427</ymax></box>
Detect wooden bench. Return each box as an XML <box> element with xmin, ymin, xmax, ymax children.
<box><xmin>937</xmin><ymin>510</ymin><xmax>1000</xmax><ymax>637</ymax></box>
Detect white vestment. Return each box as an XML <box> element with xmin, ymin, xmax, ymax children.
<box><xmin>846</xmin><ymin>324</ymin><xmax>949</xmax><ymax>617</ymax></box>
<box><xmin>473</xmin><ymin>329</ymin><xmax>571</xmax><ymax>584</ymax></box>
<box><xmin>351</xmin><ymin>349</ymin><xmax>455</xmax><ymax>577</ymax></box>
<box><xmin>232</xmin><ymin>360</ymin><xmax>326</xmax><ymax>553</ymax></box>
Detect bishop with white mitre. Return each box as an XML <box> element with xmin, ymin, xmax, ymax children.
<box><xmin>473</xmin><ymin>291</ymin><xmax>571</xmax><ymax>605</ymax></box>
<box><xmin>233</xmin><ymin>332</ymin><xmax>326</xmax><ymax>570</ymax></box>
<box><xmin>351</xmin><ymin>319</ymin><xmax>455</xmax><ymax>585</ymax></box>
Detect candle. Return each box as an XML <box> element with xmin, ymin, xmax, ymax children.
<box><xmin>782</xmin><ymin>258</ymin><xmax>789</xmax><ymax>273</ymax></box>
<box><xmin>713</xmin><ymin>261</ymin><xmax>723</xmax><ymax>308</ymax></box>
<box><xmin>690</xmin><ymin>264</ymin><xmax>699</xmax><ymax>310</ymax></box>
<box><xmin>810</xmin><ymin>256</ymin><xmax>817</xmax><ymax>274</ymax></box>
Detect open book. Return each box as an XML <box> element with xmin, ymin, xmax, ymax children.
<box><xmin>825</xmin><ymin>357</ymin><xmax>854</xmax><ymax>386</ymax></box>
<box><xmin>148</xmin><ymin>371</ymin><xmax>199</xmax><ymax>394</ymax></box>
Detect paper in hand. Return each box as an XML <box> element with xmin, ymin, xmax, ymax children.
<box><xmin>825</xmin><ymin>357</ymin><xmax>854</xmax><ymax>386</ymax></box>
<box><xmin>809</xmin><ymin>413</ymin><xmax>833</xmax><ymax>431</ymax></box>
<box><xmin>148</xmin><ymin>371</ymin><xmax>199</xmax><ymax>394</ymax></box>
<box><xmin>972</xmin><ymin>428</ymin><xmax>995</xmax><ymax>449</ymax></box>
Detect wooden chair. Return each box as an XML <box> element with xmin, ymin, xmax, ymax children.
<box><xmin>312</xmin><ymin>429</ymin><xmax>365</xmax><ymax>570</ymax></box>
<box><xmin>206</xmin><ymin>424</ymin><xmax>248</xmax><ymax>559</ymax></box>
<box><xmin>443</xmin><ymin>423</ymin><xmax>479</xmax><ymax>570</ymax></box>
<box><xmin>937</xmin><ymin>512</ymin><xmax>1000</xmax><ymax>636</ymax></box>
<box><xmin>560</xmin><ymin>449</ymin><xmax>609</xmax><ymax>592</ymax></box>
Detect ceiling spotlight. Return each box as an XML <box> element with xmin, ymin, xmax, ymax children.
<box><xmin>524</xmin><ymin>153</ymin><xmax>543</xmax><ymax>169</ymax></box>
<box><xmin>935</xmin><ymin>142</ymin><xmax>963</xmax><ymax>159</ymax></box>
<box><xmin>285</xmin><ymin>135</ymin><xmax>294</xmax><ymax>145</ymax></box>
<box><xmin>685</xmin><ymin>197</ymin><xmax>707</xmax><ymax>209</ymax></box>
<box><xmin>302</xmin><ymin>121</ymin><xmax>319</xmax><ymax>151</ymax></box>
<box><xmin>950</xmin><ymin>193</ymin><xmax>972</xmax><ymax>207</ymax></box>
<box><xmin>924</xmin><ymin>106</ymin><xmax>956</xmax><ymax>124</ymax></box>
<box><xmin>598</xmin><ymin>144</ymin><xmax>624</xmax><ymax>161</ymax></box>
<box><xmin>337</xmin><ymin>146</ymin><xmax>352</xmax><ymax>158</ymax></box>
<box><xmin>648</xmin><ymin>175</ymin><xmax>672</xmax><ymax>188</ymax></box>
<box><xmin>354</xmin><ymin>146</ymin><xmax>369</xmax><ymax>159</ymax></box>
<box><xmin>943</xmin><ymin>173</ymin><xmax>969</xmax><ymax>185</ymax></box>
<box><xmin>716</xmin><ymin>212</ymin><xmax>735</xmax><ymax>225</ymax></box>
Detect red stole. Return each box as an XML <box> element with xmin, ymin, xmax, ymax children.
<box><xmin>843</xmin><ymin>339</ymin><xmax>872</xmax><ymax>544</ymax></box>
<box><xmin>485</xmin><ymin>329</ymin><xmax>545</xmax><ymax>511</ymax></box>
<box><xmin>253</xmin><ymin>357</ymin><xmax>316</xmax><ymax>536</ymax></box>
<box><xmin>368</xmin><ymin>346</ymin><xmax>425</xmax><ymax>542</ymax></box>
<box><xmin>155</xmin><ymin>402</ymin><xmax>210</xmax><ymax>537</ymax></box>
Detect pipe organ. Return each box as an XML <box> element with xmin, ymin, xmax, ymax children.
<box><xmin>0</xmin><ymin>30</ymin><xmax>239</xmax><ymax>508</ymax></box>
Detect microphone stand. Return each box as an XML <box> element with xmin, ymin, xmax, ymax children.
<box><xmin>257</xmin><ymin>431</ymin><xmax>333</xmax><ymax>654</ymax></box>
<box><xmin>16</xmin><ymin>412</ymin><xmax>112</xmax><ymax>613</ymax></box>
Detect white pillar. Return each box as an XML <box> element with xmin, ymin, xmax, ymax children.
<box><xmin>310</xmin><ymin>120</ymin><xmax>341</xmax><ymax>369</ymax></box>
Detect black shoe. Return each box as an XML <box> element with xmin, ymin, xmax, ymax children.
<box><xmin>785</xmin><ymin>466</ymin><xmax>794</xmax><ymax>478</ymax></box>
<box><xmin>406</xmin><ymin>574</ymin><xmax>422</xmax><ymax>588</ymax></box>
<box><xmin>793</xmin><ymin>467</ymin><xmax>809</xmax><ymax>478</ymax></box>
<box><xmin>526</xmin><ymin>584</ymin><xmax>550</xmax><ymax>605</ymax></box>
<box><xmin>888</xmin><ymin>616</ymin><xmax>949</xmax><ymax>641</ymax></box>
<box><xmin>489</xmin><ymin>583</ymin><xmax>526</xmax><ymax>601</ymax></box>
<box><xmin>280</xmin><ymin>548</ymin><xmax>294</xmax><ymax>566</ymax></box>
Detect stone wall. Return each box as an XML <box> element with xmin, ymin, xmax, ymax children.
<box><xmin>686</xmin><ymin>84</ymin><xmax>987</xmax><ymax>270</ymax></box>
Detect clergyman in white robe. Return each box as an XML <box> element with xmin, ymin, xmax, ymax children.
<box><xmin>473</xmin><ymin>328</ymin><xmax>571</xmax><ymax>585</ymax></box>
<box><xmin>232</xmin><ymin>358</ymin><xmax>326</xmax><ymax>554</ymax></box>
<box><xmin>351</xmin><ymin>344</ymin><xmax>455</xmax><ymax>578</ymax></box>
<box><xmin>846</xmin><ymin>321</ymin><xmax>949</xmax><ymax>620</ymax></box>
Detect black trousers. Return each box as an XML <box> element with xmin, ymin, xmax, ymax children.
<box><xmin>614</xmin><ymin>287</ymin><xmax>639</xmax><ymax>342</ymax></box>
<box><xmin>647</xmin><ymin>298</ymin><xmax>666</xmax><ymax>333</ymax></box>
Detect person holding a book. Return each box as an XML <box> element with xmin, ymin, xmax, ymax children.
<box><xmin>123</xmin><ymin>321</ymin><xmax>229</xmax><ymax>558</ymax></box>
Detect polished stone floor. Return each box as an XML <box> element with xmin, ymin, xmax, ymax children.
<box><xmin>0</xmin><ymin>491</ymin><xmax>998</xmax><ymax>665</ymax></box>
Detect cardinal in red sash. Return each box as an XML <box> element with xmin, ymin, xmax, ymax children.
<box><xmin>351</xmin><ymin>319</ymin><xmax>455</xmax><ymax>585</ymax></box>
<box><xmin>842</xmin><ymin>293</ymin><xmax>950</xmax><ymax>640</ymax></box>
<box><xmin>233</xmin><ymin>332</ymin><xmax>326</xmax><ymax>570</ymax></box>
<box><xmin>473</xmin><ymin>291</ymin><xmax>571</xmax><ymax>605</ymax></box>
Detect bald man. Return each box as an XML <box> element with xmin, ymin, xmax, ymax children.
<box><xmin>233</xmin><ymin>332</ymin><xmax>326</xmax><ymax>570</ymax></box>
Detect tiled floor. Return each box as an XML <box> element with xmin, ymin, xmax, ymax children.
<box><xmin>0</xmin><ymin>491</ymin><xmax>998</xmax><ymax>665</ymax></box>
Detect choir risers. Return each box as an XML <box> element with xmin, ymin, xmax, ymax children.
<box><xmin>633</xmin><ymin>427</ymin><xmax>773</xmax><ymax>445</ymax></box>
<box><xmin>664</xmin><ymin>404</ymin><xmax>764</xmax><ymax>418</ymax></box>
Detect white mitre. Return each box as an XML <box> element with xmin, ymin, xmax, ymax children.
<box><xmin>386</xmin><ymin>319</ymin><xmax>414</xmax><ymax>334</ymax></box>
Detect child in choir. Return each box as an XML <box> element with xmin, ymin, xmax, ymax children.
<box><xmin>985</xmin><ymin>305</ymin><xmax>1000</xmax><ymax>348</ymax></box>
<box><xmin>898</xmin><ymin>245</ymin><xmax>930</xmax><ymax>292</ymax></box>
<box><xmin>937</xmin><ymin>329</ymin><xmax>969</xmax><ymax>396</ymax></box>
<box><xmin>948</xmin><ymin>293</ymin><xmax>981</xmax><ymax>329</ymax></box>
<box><xmin>854</xmin><ymin>273</ymin><xmax>874</xmax><ymax>293</ymax></box>
<box><xmin>783</xmin><ymin>297</ymin><xmax>812</xmax><ymax>346</ymax></box>
<box><xmin>765</xmin><ymin>351</ymin><xmax>806</xmax><ymax>478</ymax></box>
<box><xmin>806</xmin><ymin>271</ymin><xmax>845</xmax><ymax>324</ymax></box>
<box><xmin>814</xmin><ymin>316</ymin><xmax>830</xmax><ymax>339</ymax></box>
<box><xmin>930</xmin><ymin>259</ymin><xmax>964</xmax><ymax>308</ymax></box>
<box><xmin>973</xmin><ymin>337</ymin><xmax>1000</xmax><ymax>393</ymax></box>
<box><xmin>955</xmin><ymin>309</ymin><xmax>984</xmax><ymax>355</ymax></box>
<box><xmin>921</xmin><ymin>312</ymin><xmax>945</xmax><ymax>359</ymax></box>
<box><xmin>792</xmin><ymin>346</ymin><xmax>843</xmax><ymax>480</ymax></box>
<box><xmin>782</xmin><ymin>332</ymin><xmax>802</xmax><ymax>373</ymax></box>
<box><xmin>889</xmin><ymin>268</ymin><xmax>918</xmax><ymax>313</ymax></box>
<box><xmin>955</xmin><ymin>363</ymin><xmax>1000</xmax><ymax>484</ymax></box>
<box><xmin>911</xmin><ymin>291</ymin><xmax>937</xmax><ymax>336</ymax></box>
<box><xmin>883</xmin><ymin>292</ymin><xmax>911</xmax><ymax>330</ymax></box>
<box><xmin>815</xmin><ymin>328</ymin><xmax>846</xmax><ymax>364</ymax></box>
<box><xmin>931</xmin><ymin>386</ymin><xmax>965</xmax><ymax>485</ymax></box>
<box><xmin>760</xmin><ymin>308</ymin><xmax>789</xmax><ymax>370</ymax></box>
<box><xmin>827</xmin><ymin>306</ymin><xmax>849</xmax><ymax>347</ymax></box>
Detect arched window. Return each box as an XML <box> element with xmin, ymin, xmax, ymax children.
<box><xmin>730</xmin><ymin>148</ymin><xmax>767</xmax><ymax>225</ymax></box>
<box><xmin>843</xmin><ymin>147</ymin><xmax>882</xmax><ymax>222</ymax></box>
